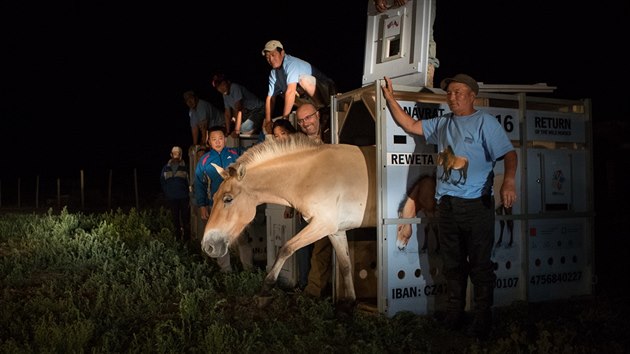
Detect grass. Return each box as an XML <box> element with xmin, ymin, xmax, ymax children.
<box><xmin>0</xmin><ymin>208</ymin><xmax>628</xmax><ymax>353</ymax></box>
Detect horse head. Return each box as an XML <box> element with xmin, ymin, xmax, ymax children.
<box><xmin>201</xmin><ymin>162</ymin><xmax>259</xmax><ymax>259</ymax></box>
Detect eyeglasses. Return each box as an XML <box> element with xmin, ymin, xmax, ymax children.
<box><xmin>297</xmin><ymin>111</ymin><xmax>317</xmax><ymax>125</ymax></box>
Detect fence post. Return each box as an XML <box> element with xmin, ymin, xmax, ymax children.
<box><xmin>108</xmin><ymin>169</ymin><xmax>113</xmax><ymax>210</ymax></box>
<box><xmin>35</xmin><ymin>175</ymin><xmax>40</xmax><ymax>209</ymax></box>
<box><xmin>134</xmin><ymin>168</ymin><xmax>139</xmax><ymax>210</ymax></box>
<box><xmin>17</xmin><ymin>178</ymin><xmax>21</xmax><ymax>208</ymax></box>
<box><xmin>57</xmin><ymin>178</ymin><xmax>61</xmax><ymax>209</ymax></box>
<box><xmin>80</xmin><ymin>170</ymin><xmax>85</xmax><ymax>209</ymax></box>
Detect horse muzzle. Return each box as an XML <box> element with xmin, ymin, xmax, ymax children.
<box><xmin>201</xmin><ymin>230</ymin><xmax>229</xmax><ymax>258</ymax></box>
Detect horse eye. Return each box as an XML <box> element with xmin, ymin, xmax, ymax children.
<box><xmin>222</xmin><ymin>195</ymin><xmax>233</xmax><ymax>204</ymax></box>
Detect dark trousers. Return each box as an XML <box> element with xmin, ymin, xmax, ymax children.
<box><xmin>167</xmin><ymin>198</ymin><xmax>191</xmax><ymax>241</ymax></box>
<box><xmin>438</xmin><ymin>195</ymin><xmax>496</xmax><ymax>312</ymax></box>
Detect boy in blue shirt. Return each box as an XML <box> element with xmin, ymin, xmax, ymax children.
<box><xmin>195</xmin><ymin>125</ymin><xmax>253</xmax><ymax>272</ymax></box>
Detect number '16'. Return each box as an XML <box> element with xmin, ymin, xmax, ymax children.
<box><xmin>495</xmin><ymin>114</ymin><xmax>514</xmax><ymax>133</ymax></box>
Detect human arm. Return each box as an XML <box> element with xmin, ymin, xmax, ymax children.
<box><xmin>160</xmin><ymin>167</ymin><xmax>167</xmax><ymax>193</ymax></box>
<box><xmin>499</xmin><ymin>150</ymin><xmax>518</xmax><ymax>208</ymax></box>
<box><xmin>231</xmin><ymin>100</ymin><xmax>244</xmax><ymax>137</ymax></box>
<box><xmin>375</xmin><ymin>0</ymin><xmax>407</xmax><ymax>13</ymax></box>
<box><xmin>282</xmin><ymin>82</ymin><xmax>298</xmax><ymax>117</ymax></box>
<box><xmin>223</xmin><ymin>107</ymin><xmax>232</xmax><ymax>135</ymax></box>
<box><xmin>194</xmin><ymin>162</ymin><xmax>211</xmax><ymax>219</ymax></box>
<box><xmin>381</xmin><ymin>76</ymin><xmax>424</xmax><ymax>136</ymax></box>
<box><xmin>264</xmin><ymin>95</ymin><xmax>275</xmax><ymax>134</ymax></box>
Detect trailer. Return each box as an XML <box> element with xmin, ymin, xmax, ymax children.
<box><xmin>268</xmin><ymin>0</ymin><xmax>594</xmax><ymax>316</ymax></box>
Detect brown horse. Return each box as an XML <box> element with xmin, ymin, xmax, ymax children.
<box><xmin>201</xmin><ymin>133</ymin><xmax>376</xmax><ymax>308</ymax></box>
<box><xmin>437</xmin><ymin>145</ymin><xmax>468</xmax><ymax>185</ymax></box>
<box><xmin>397</xmin><ymin>174</ymin><xmax>438</xmax><ymax>252</ymax></box>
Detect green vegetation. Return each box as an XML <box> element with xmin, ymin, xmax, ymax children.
<box><xmin>1</xmin><ymin>208</ymin><xmax>627</xmax><ymax>353</ymax></box>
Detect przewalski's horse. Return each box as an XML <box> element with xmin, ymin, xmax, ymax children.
<box><xmin>201</xmin><ymin>133</ymin><xmax>377</xmax><ymax>308</ymax></box>
<box><xmin>396</xmin><ymin>174</ymin><xmax>438</xmax><ymax>253</ymax></box>
<box><xmin>437</xmin><ymin>145</ymin><xmax>468</xmax><ymax>185</ymax></box>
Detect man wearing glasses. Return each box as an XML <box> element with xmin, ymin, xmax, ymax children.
<box><xmin>293</xmin><ymin>103</ymin><xmax>333</xmax><ymax>298</ymax></box>
<box><xmin>295</xmin><ymin>103</ymin><xmax>331</xmax><ymax>144</ymax></box>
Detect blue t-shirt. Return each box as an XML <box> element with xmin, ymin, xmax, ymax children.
<box><xmin>223</xmin><ymin>82</ymin><xmax>264</xmax><ymax>112</ymax></box>
<box><xmin>267</xmin><ymin>54</ymin><xmax>312</xmax><ymax>97</ymax></box>
<box><xmin>422</xmin><ymin>110</ymin><xmax>514</xmax><ymax>200</ymax></box>
<box><xmin>189</xmin><ymin>99</ymin><xmax>224</xmax><ymax>128</ymax></box>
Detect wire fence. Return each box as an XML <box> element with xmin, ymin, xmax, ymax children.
<box><xmin>0</xmin><ymin>168</ymin><xmax>165</xmax><ymax>213</ymax></box>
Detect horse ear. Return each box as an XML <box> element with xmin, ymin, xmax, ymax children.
<box><xmin>236</xmin><ymin>163</ymin><xmax>246</xmax><ymax>181</ymax></box>
<box><xmin>211</xmin><ymin>163</ymin><xmax>229</xmax><ymax>179</ymax></box>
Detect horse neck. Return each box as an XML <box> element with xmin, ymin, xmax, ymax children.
<box><xmin>245</xmin><ymin>158</ymin><xmax>308</xmax><ymax>207</ymax></box>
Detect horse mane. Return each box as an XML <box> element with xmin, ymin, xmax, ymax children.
<box><xmin>235</xmin><ymin>133</ymin><xmax>322</xmax><ymax>169</ymax></box>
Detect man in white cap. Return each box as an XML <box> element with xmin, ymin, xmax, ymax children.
<box><xmin>261</xmin><ymin>39</ymin><xmax>336</xmax><ymax>134</ymax></box>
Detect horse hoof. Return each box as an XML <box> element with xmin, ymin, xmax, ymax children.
<box><xmin>254</xmin><ymin>295</ymin><xmax>274</xmax><ymax>309</ymax></box>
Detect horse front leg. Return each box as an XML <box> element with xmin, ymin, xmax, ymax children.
<box><xmin>255</xmin><ymin>242</ymin><xmax>298</xmax><ymax>308</ymax></box>
<box><xmin>505</xmin><ymin>206</ymin><xmax>514</xmax><ymax>247</ymax></box>
<box><xmin>256</xmin><ymin>225</ymin><xmax>327</xmax><ymax>308</ymax></box>
<box><xmin>397</xmin><ymin>224</ymin><xmax>413</xmax><ymax>250</ymax></box>
<box><xmin>421</xmin><ymin>223</ymin><xmax>430</xmax><ymax>252</ymax></box>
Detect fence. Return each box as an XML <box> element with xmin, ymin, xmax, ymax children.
<box><xmin>0</xmin><ymin>168</ymin><xmax>163</xmax><ymax>212</ymax></box>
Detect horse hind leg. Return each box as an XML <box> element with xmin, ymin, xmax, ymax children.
<box><xmin>496</xmin><ymin>220</ymin><xmax>506</xmax><ymax>247</ymax></box>
<box><xmin>421</xmin><ymin>224</ymin><xmax>429</xmax><ymax>253</ymax></box>
<box><xmin>327</xmin><ymin>231</ymin><xmax>356</xmax><ymax>309</ymax></box>
<box><xmin>495</xmin><ymin>206</ymin><xmax>505</xmax><ymax>247</ymax></box>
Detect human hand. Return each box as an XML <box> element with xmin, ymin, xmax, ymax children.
<box><xmin>374</xmin><ymin>0</ymin><xmax>389</xmax><ymax>12</ymax></box>
<box><xmin>375</xmin><ymin>0</ymin><xmax>407</xmax><ymax>12</ymax></box>
<box><xmin>381</xmin><ymin>76</ymin><xmax>394</xmax><ymax>100</ymax></box>
<box><xmin>263</xmin><ymin>120</ymin><xmax>272</xmax><ymax>134</ymax></box>
<box><xmin>200</xmin><ymin>206</ymin><xmax>210</xmax><ymax>220</ymax></box>
<box><xmin>500</xmin><ymin>178</ymin><xmax>517</xmax><ymax>208</ymax></box>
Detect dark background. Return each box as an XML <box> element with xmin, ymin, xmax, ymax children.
<box><xmin>1</xmin><ymin>2</ymin><xmax>628</xmax><ymax>293</ymax></box>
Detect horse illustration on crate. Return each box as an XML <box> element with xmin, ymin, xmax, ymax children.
<box><xmin>396</xmin><ymin>175</ymin><xmax>439</xmax><ymax>253</ymax></box>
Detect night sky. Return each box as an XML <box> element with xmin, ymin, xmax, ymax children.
<box><xmin>1</xmin><ymin>1</ymin><xmax>627</xmax><ymax>199</ymax></box>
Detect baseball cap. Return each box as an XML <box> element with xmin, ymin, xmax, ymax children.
<box><xmin>171</xmin><ymin>146</ymin><xmax>183</xmax><ymax>156</ymax></box>
<box><xmin>261</xmin><ymin>40</ymin><xmax>283</xmax><ymax>56</ymax></box>
<box><xmin>440</xmin><ymin>74</ymin><xmax>479</xmax><ymax>95</ymax></box>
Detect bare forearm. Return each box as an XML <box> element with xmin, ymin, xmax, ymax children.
<box><xmin>381</xmin><ymin>77</ymin><xmax>423</xmax><ymax>135</ymax></box>
<box><xmin>283</xmin><ymin>86</ymin><xmax>297</xmax><ymax>117</ymax></box>
<box><xmin>500</xmin><ymin>150</ymin><xmax>518</xmax><ymax>208</ymax></box>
